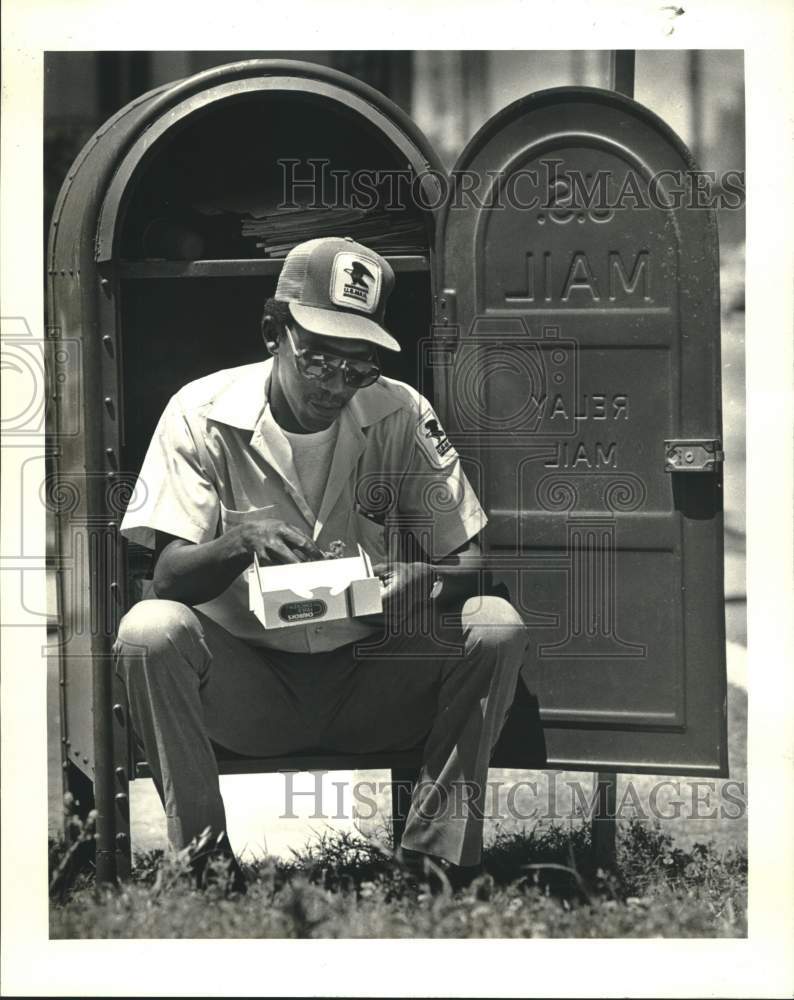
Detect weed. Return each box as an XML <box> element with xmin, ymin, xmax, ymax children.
<box><xmin>49</xmin><ymin>817</ymin><xmax>747</xmax><ymax>939</ymax></box>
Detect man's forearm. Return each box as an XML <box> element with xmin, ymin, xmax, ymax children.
<box><xmin>153</xmin><ymin>529</ymin><xmax>251</xmax><ymax>605</ymax></box>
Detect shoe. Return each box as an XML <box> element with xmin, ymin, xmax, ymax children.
<box><xmin>395</xmin><ymin>848</ymin><xmax>452</xmax><ymax>894</ymax></box>
<box><xmin>197</xmin><ymin>850</ymin><xmax>248</xmax><ymax>896</ymax></box>
<box><xmin>181</xmin><ymin>827</ymin><xmax>248</xmax><ymax>896</ymax></box>
<box><xmin>396</xmin><ymin>847</ymin><xmax>430</xmax><ymax>881</ymax></box>
<box><xmin>397</xmin><ymin>848</ymin><xmax>486</xmax><ymax>894</ymax></box>
<box><xmin>445</xmin><ymin>863</ymin><xmax>485</xmax><ymax>892</ymax></box>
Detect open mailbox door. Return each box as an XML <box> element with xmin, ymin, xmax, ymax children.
<box><xmin>48</xmin><ymin>59</ymin><xmax>443</xmax><ymax>878</ymax></box>
<box><xmin>436</xmin><ymin>87</ymin><xmax>728</xmax><ymax>776</ymax></box>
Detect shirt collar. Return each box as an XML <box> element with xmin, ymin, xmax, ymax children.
<box><xmin>206</xmin><ymin>357</ymin><xmax>403</xmax><ymax>431</ymax></box>
<box><xmin>205</xmin><ymin>361</ymin><xmax>270</xmax><ymax>430</ymax></box>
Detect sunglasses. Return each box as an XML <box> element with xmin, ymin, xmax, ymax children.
<box><xmin>285</xmin><ymin>326</ymin><xmax>381</xmax><ymax>389</ymax></box>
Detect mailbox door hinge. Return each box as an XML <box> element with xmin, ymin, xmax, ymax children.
<box><xmin>664</xmin><ymin>438</ymin><xmax>725</xmax><ymax>472</ymax></box>
<box><xmin>433</xmin><ymin>288</ymin><xmax>459</xmax><ymax>353</ymax></box>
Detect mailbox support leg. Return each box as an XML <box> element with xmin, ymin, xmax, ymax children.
<box><xmin>94</xmin><ymin>660</ymin><xmax>118</xmax><ymax>886</ymax></box>
<box><xmin>390</xmin><ymin>767</ymin><xmax>416</xmax><ymax>851</ymax></box>
<box><xmin>591</xmin><ymin>771</ymin><xmax>617</xmax><ymax>871</ymax></box>
<box><xmin>94</xmin><ymin>779</ymin><xmax>117</xmax><ymax>885</ymax></box>
<box><xmin>609</xmin><ymin>51</ymin><xmax>636</xmax><ymax>98</ymax></box>
<box><xmin>113</xmin><ymin>766</ymin><xmax>132</xmax><ymax>881</ymax></box>
<box><xmin>112</xmin><ymin>680</ymin><xmax>132</xmax><ymax>880</ymax></box>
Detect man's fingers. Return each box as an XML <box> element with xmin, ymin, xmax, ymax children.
<box><xmin>296</xmin><ymin>539</ymin><xmax>324</xmax><ymax>560</ymax></box>
<box><xmin>373</xmin><ymin>562</ymin><xmax>394</xmax><ymax>586</ymax></box>
<box><xmin>280</xmin><ymin>526</ymin><xmax>323</xmax><ymax>560</ymax></box>
<box><xmin>265</xmin><ymin>540</ymin><xmax>303</xmax><ymax>565</ymax></box>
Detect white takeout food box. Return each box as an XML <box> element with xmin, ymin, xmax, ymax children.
<box><xmin>248</xmin><ymin>544</ymin><xmax>383</xmax><ymax>630</ymax></box>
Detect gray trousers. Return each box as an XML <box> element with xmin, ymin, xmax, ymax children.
<box><xmin>113</xmin><ymin>595</ymin><xmax>527</xmax><ymax>866</ymax></box>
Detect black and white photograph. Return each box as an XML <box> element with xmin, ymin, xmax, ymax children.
<box><xmin>2</xmin><ymin>3</ymin><xmax>793</xmax><ymax>997</ymax></box>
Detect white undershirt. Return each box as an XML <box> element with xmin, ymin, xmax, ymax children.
<box><xmin>279</xmin><ymin>419</ymin><xmax>340</xmax><ymax>523</ymax></box>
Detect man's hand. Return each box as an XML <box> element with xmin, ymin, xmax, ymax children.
<box><xmin>236</xmin><ymin>518</ymin><xmax>323</xmax><ymax>565</ymax></box>
<box><xmin>152</xmin><ymin>520</ymin><xmax>323</xmax><ymax>606</ymax></box>
<box><xmin>372</xmin><ymin>561</ymin><xmax>433</xmax><ymax>625</ymax></box>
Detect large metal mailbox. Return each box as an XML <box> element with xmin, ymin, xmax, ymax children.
<box><xmin>438</xmin><ymin>88</ymin><xmax>726</xmax><ymax>776</ymax></box>
<box><xmin>48</xmin><ymin>61</ymin><xmax>727</xmax><ymax>879</ymax></box>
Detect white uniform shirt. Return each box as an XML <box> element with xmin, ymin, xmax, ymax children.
<box><xmin>121</xmin><ymin>359</ymin><xmax>488</xmax><ymax>653</ymax></box>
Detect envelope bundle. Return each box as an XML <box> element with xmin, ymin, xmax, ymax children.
<box><xmin>193</xmin><ymin>189</ymin><xmax>427</xmax><ymax>258</ymax></box>
<box><xmin>241</xmin><ymin>207</ymin><xmax>426</xmax><ymax>257</ymax></box>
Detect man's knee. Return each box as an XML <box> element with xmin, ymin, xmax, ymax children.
<box><xmin>462</xmin><ymin>595</ymin><xmax>528</xmax><ymax>657</ymax></box>
<box><xmin>114</xmin><ymin>599</ymin><xmax>203</xmax><ymax>662</ymax></box>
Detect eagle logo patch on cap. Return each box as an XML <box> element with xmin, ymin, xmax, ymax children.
<box><xmin>330</xmin><ymin>252</ymin><xmax>382</xmax><ymax>314</ymax></box>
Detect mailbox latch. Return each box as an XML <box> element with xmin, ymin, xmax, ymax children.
<box><xmin>664</xmin><ymin>439</ymin><xmax>724</xmax><ymax>472</ymax></box>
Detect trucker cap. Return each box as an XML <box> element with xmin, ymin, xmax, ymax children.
<box><xmin>275</xmin><ymin>236</ymin><xmax>400</xmax><ymax>352</ymax></box>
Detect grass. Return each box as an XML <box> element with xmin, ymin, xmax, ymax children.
<box><xmin>49</xmin><ymin>812</ymin><xmax>746</xmax><ymax>939</ymax></box>
<box><xmin>48</xmin><ymin>679</ymin><xmax>748</xmax><ymax>938</ymax></box>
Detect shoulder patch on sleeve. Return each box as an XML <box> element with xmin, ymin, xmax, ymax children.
<box><xmin>415</xmin><ymin>412</ymin><xmax>458</xmax><ymax>469</ymax></box>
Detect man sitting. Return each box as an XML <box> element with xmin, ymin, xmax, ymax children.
<box><xmin>115</xmin><ymin>236</ymin><xmax>528</xmax><ymax>891</ymax></box>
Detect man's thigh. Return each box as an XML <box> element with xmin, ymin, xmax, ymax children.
<box><xmin>187</xmin><ymin>599</ymin><xmax>508</xmax><ymax>759</ymax></box>
<box><xmin>315</xmin><ymin>606</ymin><xmax>472</xmax><ymax>754</ymax></box>
<box><xmin>164</xmin><ymin>607</ymin><xmax>342</xmax><ymax>757</ymax></box>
